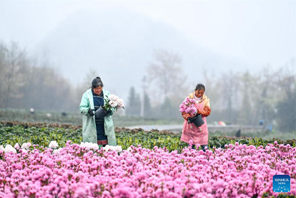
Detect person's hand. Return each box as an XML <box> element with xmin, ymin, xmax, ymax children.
<box><xmin>88</xmin><ymin>108</ymin><xmax>95</xmax><ymax>116</ymax></box>
<box><xmin>106</xmin><ymin>110</ymin><xmax>113</xmax><ymax>116</ymax></box>
<box><xmin>182</xmin><ymin>113</ymin><xmax>191</xmax><ymax>120</ymax></box>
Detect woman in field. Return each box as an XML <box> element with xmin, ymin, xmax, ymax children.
<box><xmin>79</xmin><ymin>77</ymin><xmax>116</xmax><ymax>146</ymax></box>
<box><xmin>180</xmin><ymin>83</ymin><xmax>211</xmax><ymax>151</ymax></box>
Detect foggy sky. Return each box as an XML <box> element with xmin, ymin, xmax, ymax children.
<box><xmin>0</xmin><ymin>0</ymin><xmax>295</xmax><ymax>101</ymax></box>
<box><xmin>1</xmin><ymin>0</ymin><xmax>295</xmax><ymax>65</ymax></box>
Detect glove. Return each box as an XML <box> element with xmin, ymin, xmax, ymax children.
<box><xmin>106</xmin><ymin>110</ymin><xmax>113</xmax><ymax>116</ymax></box>
<box><xmin>88</xmin><ymin>108</ymin><xmax>95</xmax><ymax>116</ymax></box>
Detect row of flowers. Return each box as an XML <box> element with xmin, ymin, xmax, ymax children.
<box><xmin>0</xmin><ymin>141</ymin><xmax>295</xmax><ymax>197</ymax></box>
<box><xmin>0</xmin><ymin>141</ymin><xmax>123</xmax><ymax>154</ymax></box>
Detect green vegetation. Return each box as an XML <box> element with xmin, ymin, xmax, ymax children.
<box><xmin>1</xmin><ymin>122</ymin><xmax>295</xmax><ymax>152</ymax></box>
<box><xmin>0</xmin><ymin>109</ymin><xmax>181</xmax><ymax>126</ymax></box>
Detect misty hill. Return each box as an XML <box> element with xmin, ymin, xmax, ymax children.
<box><xmin>36</xmin><ymin>7</ymin><xmax>245</xmax><ymax>99</ymax></box>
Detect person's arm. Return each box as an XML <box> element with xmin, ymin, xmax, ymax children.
<box><xmin>199</xmin><ymin>99</ymin><xmax>211</xmax><ymax>117</ymax></box>
<box><xmin>199</xmin><ymin>106</ymin><xmax>211</xmax><ymax>117</ymax></box>
<box><xmin>80</xmin><ymin>93</ymin><xmax>90</xmax><ymax>116</ymax></box>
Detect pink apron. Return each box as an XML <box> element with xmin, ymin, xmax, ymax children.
<box><xmin>180</xmin><ymin>101</ymin><xmax>208</xmax><ymax>145</ymax></box>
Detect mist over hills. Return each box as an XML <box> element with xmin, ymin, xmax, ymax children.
<box><xmin>35</xmin><ymin>7</ymin><xmax>250</xmax><ymax>99</ymax></box>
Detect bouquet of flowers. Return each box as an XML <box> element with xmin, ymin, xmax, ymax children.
<box><xmin>179</xmin><ymin>97</ymin><xmax>204</xmax><ymax>127</ymax></box>
<box><xmin>105</xmin><ymin>94</ymin><xmax>125</xmax><ymax>110</ymax></box>
<box><xmin>179</xmin><ymin>97</ymin><xmax>197</xmax><ymax>116</ymax></box>
<box><xmin>96</xmin><ymin>94</ymin><xmax>125</xmax><ymax>118</ymax></box>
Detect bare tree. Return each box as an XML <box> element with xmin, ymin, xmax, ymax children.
<box><xmin>0</xmin><ymin>41</ymin><xmax>76</xmax><ymax>111</ymax></box>
<box><xmin>253</xmin><ymin>66</ymin><xmax>278</xmax><ymax>125</ymax></box>
<box><xmin>276</xmin><ymin>60</ymin><xmax>296</xmax><ymax>98</ymax></box>
<box><xmin>203</xmin><ymin>70</ymin><xmax>239</xmax><ymax>123</ymax></box>
<box><xmin>0</xmin><ymin>42</ymin><xmax>28</xmax><ymax>107</ymax></box>
<box><xmin>0</xmin><ymin>43</ymin><xmax>7</xmax><ymax>106</ymax></box>
<box><xmin>146</xmin><ymin>50</ymin><xmax>189</xmax><ymax>104</ymax></box>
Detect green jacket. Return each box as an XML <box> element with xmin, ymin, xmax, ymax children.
<box><xmin>79</xmin><ymin>88</ymin><xmax>117</xmax><ymax>146</ymax></box>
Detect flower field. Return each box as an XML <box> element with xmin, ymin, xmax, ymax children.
<box><xmin>0</xmin><ymin>122</ymin><xmax>295</xmax><ymax>197</ymax></box>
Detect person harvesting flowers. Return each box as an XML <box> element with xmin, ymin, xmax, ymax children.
<box><xmin>179</xmin><ymin>83</ymin><xmax>211</xmax><ymax>151</ymax></box>
<box><xmin>79</xmin><ymin>76</ymin><xmax>124</xmax><ymax>147</ymax></box>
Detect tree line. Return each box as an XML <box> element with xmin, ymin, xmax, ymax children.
<box><xmin>0</xmin><ymin>42</ymin><xmax>295</xmax><ymax>132</ymax></box>
<box><xmin>0</xmin><ymin>42</ymin><xmax>80</xmax><ymax>111</ymax></box>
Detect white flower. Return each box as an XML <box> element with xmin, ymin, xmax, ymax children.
<box><xmin>49</xmin><ymin>141</ymin><xmax>59</xmax><ymax>149</ymax></box>
<box><xmin>80</xmin><ymin>142</ymin><xmax>99</xmax><ymax>150</ymax></box>
<box><xmin>117</xmin><ymin>99</ymin><xmax>124</xmax><ymax>108</ymax></box>
<box><xmin>109</xmin><ymin>100</ymin><xmax>118</xmax><ymax>108</ymax></box>
<box><xmin>107</xmin><ymin>94</ymin><xmax>124</xmax><ymax>110</ymax></box>
<box><xmin>103</xmin><ymin>145</ymin><xmax>111</xmax><ymax>152</ymax></box>
<box><xmin>109</xmin><ymin>94</ymin><xmax>119</xmax><ymax>101</ymax></box>
<box><xmin>0</xmin><ymin>145</ymin><xmax>4</xmax><ymax>152</ymax></box>
<box><xmin>103</xmin><ymin>145</ymin><xmax>122</xmax><ymax>153</ymax></box>
<box><xmin>53</xmin><ymin>148</ymin><xmax>62</xmax><ymax>155</ymax></box>
<box><xmin>127</xmin><ymin>147</ymin><xmax>132</xmax><ymax>152</ymax></box>
<box><xmin>20</xmin><ymin>149</ymin><xmax>28</xmax><ymax>153</ymax></box>
<box><xmin>4</xmin><ymin>144</ymin><xmax>17</xmax><ymax>153</ymax></box>
<box><xmin>115</xmin><ymin>146</ymin><xmax>122</xmax><ymax>152</ymax></box>
<box><xmin>21</xmin><ymin>142</ymin><xmax>31</xmax><ymax>150</ymax></box>
<box><xmin>14</xmin><ymin>143</ymin><xmax>20</xmax><ymax>150</ymax></box>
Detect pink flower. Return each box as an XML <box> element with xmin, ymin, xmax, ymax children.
<box><xmin>179</xmin><ymin>97</ymin><xmax>197</xmax><ymax>116</ymax></box>
<box><xmin>0</xmin><ymin>142</ymin><xmax>294</xmax><ymax>197</ymax></box>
